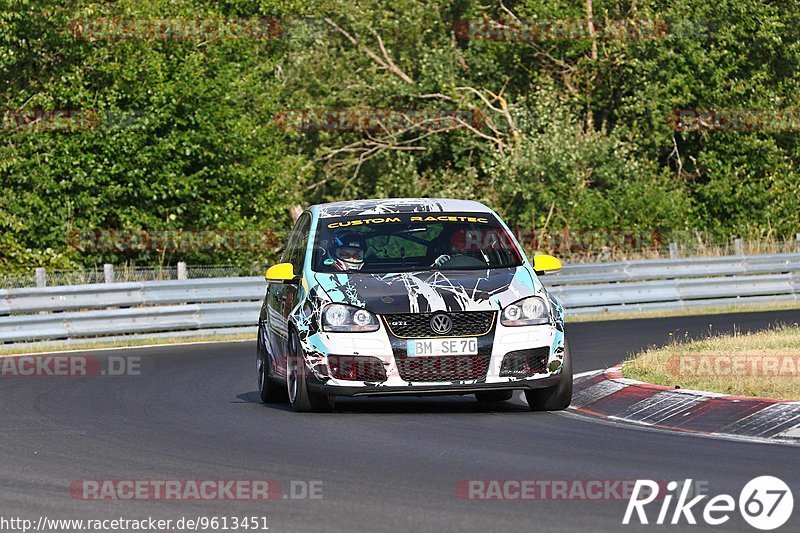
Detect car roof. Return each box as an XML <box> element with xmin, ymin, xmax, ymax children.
<box><xmin>312</xmin><ymin>198</ymin><xmax>494</xmax><ymax>218</ymax></box>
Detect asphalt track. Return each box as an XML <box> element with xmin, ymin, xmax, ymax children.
<box><xmin>1</xmin><ymin>310</ymin><xmax>799</xmax><ymax>532</ymax></box>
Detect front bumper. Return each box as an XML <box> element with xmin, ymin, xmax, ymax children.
<box><xmin>300</xmin><ymin>315</ymin><xmax>566</xmax><ymax>395</ymax></box>
<box><xmin>308</xmin><ymin>373</ymin><xmax>562</xmax><ymax>397</ymax></box>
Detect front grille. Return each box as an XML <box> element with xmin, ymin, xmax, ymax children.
<box><xmin>500</xmin><ymin>347</ymin><xmax>550</xmax><ymax>377</ymax></box>
<box><xmin>383</xmin><ymin>311</ymin><xmax>495</xmax><ymax>338</ymax></box>
<box><xmin>396</xmin><ymin>355</ymin><xmax>490</xmax><ymax>382</ymax></box>
<box><xmin>328</xmin><ymin>356</ymin><xmax>387</xmax><ymax>381</ymax></box>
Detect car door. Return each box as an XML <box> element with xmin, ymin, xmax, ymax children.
<box><xmin>266</xmin><ymin>212</ymin><xmax>311</xmax><ymax>375</ymax></box>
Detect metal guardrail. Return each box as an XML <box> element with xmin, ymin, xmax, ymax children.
<box><xmin>0</xmin><ymin>302</ymin><xmax>262</xmax><ymax>344</ymax></box>
<box><xmin>546</xmin><ymin>253</ymin><xmax>800</xmax><ymax>314</ymax></box>
<box><xmin>0</xmin><ymin>278</ymin><xmax>264</xmax><ymax>315</ymax></box>
<box><xmin>1</xmin><ymin>264</ymin><xmax>257</xmax><ymax>289</ymax></box>
<box><xmin>1</xmin><ymin>253</ymin><xmax>799</xmax><ymax>343</ymax></box>
<box><xmin>545</xmin><ymin>253</ymin><xmax>800</xmax><ymax>285</ymax></box>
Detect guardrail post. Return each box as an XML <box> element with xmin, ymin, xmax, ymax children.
<box><xmin>734</xmin><ymin>238</ymin><xmax>743</xmax><ymax>255</ymax></box>
<box><xmin>796</xmin><ymin>233</ymin><xmax>800</xmax><ymax>252</ymax></box>
<box><xmin>103</xmin><ymin>263</ymin><xmax>115</xmax><ymax>283</ymax></box>
<box><xmin>177</xmin><ymin>262</ymin><xmax>188</xmax><ymax>280</ymax></box>
<box><xmin>35</xmin><ymin>267</ymin><xmax>46</xmax><ymax>287</ymax></box>
<box><xmin>669</xmin><ymin>242</ymin><xmax>679</xmax><ymax>258</ymax></box>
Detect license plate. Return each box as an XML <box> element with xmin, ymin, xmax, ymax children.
<box><xmin>407</xmin><ymin>337</ymin><xmax>478</xmax><ymax>356</ymax></box>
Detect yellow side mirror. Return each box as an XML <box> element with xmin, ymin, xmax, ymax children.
<box><xmin>264</xmin><ymin>263</ymin><xmax>297</xmax><ymax>283</ymax></box>
<box><xmin>532</xmin><ymin>254</ymin><xmax>562</xmax><ymax>274</ymax></box>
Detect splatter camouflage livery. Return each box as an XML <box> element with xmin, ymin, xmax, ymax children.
<box><xmin>259</xmin><ymin>198</ymin><xmax>566</xmax><ymax>394</ymax></box>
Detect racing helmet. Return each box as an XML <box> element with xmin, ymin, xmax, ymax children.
<box><xmin>328</xmin><ymin>232</ymin><xmax>367</xmax><ymax>271</ymax></box>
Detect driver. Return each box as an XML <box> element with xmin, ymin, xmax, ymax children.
<box><xmin>328</xmin><ymin>232</ymin><xmax>367</xmax><ymax>271</ymax></box>
<box><xmin>432</xmin><ymin>229</ymin><xmax>467</xmax><ymax>267</ymax></box>
<box><xmin>431</xmin><ymin>228</ymin><xmax>495</xmax><ymax>267</ymax></box>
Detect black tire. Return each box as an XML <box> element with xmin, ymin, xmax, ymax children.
<box><xmin>474</xmin><ymin>390</ymin><xmax>514</xmax><ymax>402</ymax></box>
<box><xmin>524</xmin><ymin>339</ymin><xmax>573</xmax><ymax>411</ymax></box>
<box><xmin>287</xmin><ymin>328</ymin><xmax>335</xmax><ymax>413</ymax></box>
<box><xmin>257</xmin><ymin>324</ymin><xmax>288</xmax><ymax>403</ymax></box>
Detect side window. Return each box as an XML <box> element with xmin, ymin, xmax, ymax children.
<box><xmin>280</xmin><ymin>228</ymin><xmax>297</xmax><ymax>265</ymax></box>
<box><xmin>284</xmin><ymin>213</ymin><xmax>311</xmax><ymax>274</ymax></box>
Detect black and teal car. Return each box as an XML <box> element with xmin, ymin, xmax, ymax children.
<box><xmin>257</xmin><ymin>198</ymin><xmax>571</xmax><ymax>412</ymax></box>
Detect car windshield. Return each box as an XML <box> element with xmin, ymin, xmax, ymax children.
<box><xmin>312</xmin><ymin>212</ymin><xmax>523</xmax><ymax>273</ymax></box>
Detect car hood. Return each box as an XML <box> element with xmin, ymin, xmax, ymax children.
<box><xmin>313</xmin><ymin>267</ymin><xmax>541</xmax><ymax>315</ymax></box>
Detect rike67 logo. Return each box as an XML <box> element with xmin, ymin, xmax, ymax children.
<box><xmin>624</xmin><ymin>476</ymin><xmax>794</xmax><ymax>530</ymax></box>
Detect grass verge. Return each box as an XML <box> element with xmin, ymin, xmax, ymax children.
<box><xmin>0</xmin><ymin>332</ymin><xmax>253</xmax><ymax>357</ymax></box>
<box><xmin>565</xmin><ymin>301</ymin><xmax>800</xmax><ymax>322</ymax></box>
<box><xmin>622</xmin><ymin>324</ymin><xmax>800</xmax><ymax>401</ymax></box>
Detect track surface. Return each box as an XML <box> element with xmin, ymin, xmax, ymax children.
<box><xmin>1</xmin><ymin>310</ymin><xmax>799</xmax><ymax>532</ymax></box>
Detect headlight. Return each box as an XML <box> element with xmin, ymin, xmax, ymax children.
<box><xmin>501</xmin><ymin>296</ymin><xmax>550</xmax><ymax>326</ymax></box>
<box><xmin>322</xmin><ymin>304</ymin><xmax>380</xmax><ymax>332</ymax></box>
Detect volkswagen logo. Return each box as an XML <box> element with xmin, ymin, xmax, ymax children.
<box><xmin>430</xmin><ymin>313</ymin><xmax>453</xmax><ymax>335</ymax></box>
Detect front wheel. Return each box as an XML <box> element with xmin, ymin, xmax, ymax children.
<box><xmin>287</xmin><ymin>329</ymin><xmax>335</xmax><ymax>413</ymax></box>
<box><xmin>257</xmin><ymin>325</ymin><xmax>287</xmax><ymax>403</ymax></box>
<box><xmin>524</xmin><ymin>339</ymin><xmax>573</xmax><ymax>411</ymax></box>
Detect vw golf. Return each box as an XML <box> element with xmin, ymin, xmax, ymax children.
<box><xmin>257</xmin><ymin>198</ymin><xmax>571</xmax><ymax>412</ymax></box>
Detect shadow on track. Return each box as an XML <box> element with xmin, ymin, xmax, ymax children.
<box><xmin>236</xmin><ymin>391</ymin><xmax>534</xmax><ymax>414</ymax></box>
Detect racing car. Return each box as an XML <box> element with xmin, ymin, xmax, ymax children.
<box><xmin>257</xmin><ymin>198</ymin><xmax>570</xmax><ymax>412</ymax></box>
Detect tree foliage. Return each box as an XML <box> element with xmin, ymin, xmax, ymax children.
<box><xmin>1</xmin><ymin>0</ymin><xmax>798</xmax><ymax>271</ymax></box>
